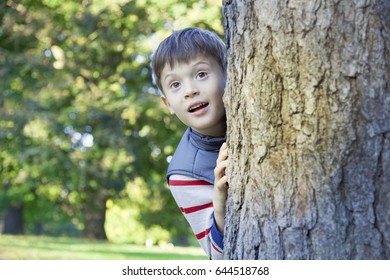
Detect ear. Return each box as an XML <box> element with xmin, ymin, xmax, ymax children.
<box><xmin>161</xmin><ymin>96</ymin><xmax>175</xmax><ymax>115</ymax></box>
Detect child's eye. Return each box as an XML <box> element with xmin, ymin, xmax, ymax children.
<box><xmin>196</xmin><ymin>71</ymin><xmax>208</xmax><ymax>79</ymax></box>
<box><xmin>170</xmin><ymin>82</ymin><xmax>180</xmax><ymax>89</ymax></box>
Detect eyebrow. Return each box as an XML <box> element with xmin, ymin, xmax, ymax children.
<box><xmin>163</xmin><ymin>73</ymin><xmax>175</xmax><ymax>84</ymax></box>
<box><xmin>191</xmin><ymin>60</ymin><xmax>211</xmax><ymax>68</ymax></box>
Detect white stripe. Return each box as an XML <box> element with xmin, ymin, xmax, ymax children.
<box><xmin>169</xmin><ymin>174</ymin><xmax>223</xmax><ymax>259</ymax></box>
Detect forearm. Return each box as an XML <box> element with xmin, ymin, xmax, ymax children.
<box><xmin>213</xmin><ymin>142</ymin><xmax>228</xmax><ymax>233</ymax></box>
<box><xmin>213</xmin><ymin>191</ymin><xmax>226</xmax><ymax>232</ymax></box>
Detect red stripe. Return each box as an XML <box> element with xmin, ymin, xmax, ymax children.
<box><xmin>169</xmin><ymin>179</ymin><xmax>212</xmax><ymax>186</ymax></box>
<box><xmin>179</xmin><ymin>202</ymin><xmax>213</xmax><ymax>214</ymax></box>
<box><xmin>211</xmin><ymin>242</ymin><xmax>223</xmax><ymax>254</ymax></box>
<box><xmin>195</xmin><ymin>228</ymin><xmax>211</xmax><ymax>240</ymax></box>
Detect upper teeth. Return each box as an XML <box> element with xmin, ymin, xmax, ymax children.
<box><xmin>190</xmin><ymin>103</ymin><xmax>206</xmax><ymax>111</ymax></box>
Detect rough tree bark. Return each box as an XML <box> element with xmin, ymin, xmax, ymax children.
<box><xmin>223</xmin><ymin>0</ymin><xmax>390</xmax><ymax>259</ymax></box>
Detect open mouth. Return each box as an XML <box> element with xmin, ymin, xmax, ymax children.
<box><xmin>188</xmin><ymin>102</ymin><xmax>209</xmax><ymax>113</ymax></box>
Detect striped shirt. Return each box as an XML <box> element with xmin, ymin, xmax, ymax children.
<box><xmin>169</xmin><ymin>174</ymin><xmax>224</xmax><ymax>260</ymax></box>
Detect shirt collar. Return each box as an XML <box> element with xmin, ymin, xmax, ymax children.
<box><xmin>188</xmin><ymin>128</ymin><xmax>226</xmax><ymax>151</ymax></box>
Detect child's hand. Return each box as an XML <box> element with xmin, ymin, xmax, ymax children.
<box><xmin>213</xmin><ymin>142</ymin><xmax>228</xmax><ymax>232</ymax></box>
<box><xmin>214</xmin><ymin>142</ymin><xmax>228</xmax><ymax>190</ymax></box>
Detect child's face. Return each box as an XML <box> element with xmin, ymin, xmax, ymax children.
<box><xmin>160</xmin><ymin>55</ymin><xmax>226</xmax><ymax>137</ymax></box>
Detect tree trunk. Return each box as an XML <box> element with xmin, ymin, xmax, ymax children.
<box><xmin>223</xmin><ymin>0</ymin><xmax>390</xmax><ymax>259</ymax></box>
<box><xmin>82</xmin><ymin>191</ymin><xmax>108</xmax><ymax>240</ymax></box>
<box><xmin>2</xmin><ymin>205</ymin><xmax>24</xmax><ymax>235</ymax></box>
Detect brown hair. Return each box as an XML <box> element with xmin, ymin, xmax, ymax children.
<box><xmin>151</xmin><ymin>27</ymin><xmax>226</xmax><ymax>94</ymax></box>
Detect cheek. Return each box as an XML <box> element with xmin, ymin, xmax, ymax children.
<box><xmin>218</xmin><ymin>77</ymin><xmax>226</xmax><ymax>95</ymax></box>
<box><xmin>169</xmin><ymin>101</ymin><xmax>187</xmax><ymax>116</ymax></box>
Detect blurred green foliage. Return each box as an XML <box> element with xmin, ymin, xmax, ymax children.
<box><xmin>0</xmin><ymin>0</ymin><xmax>223</xmax><ymax>245</ymax></box>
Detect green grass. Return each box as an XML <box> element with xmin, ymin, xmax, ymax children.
<box><xmin>0</xmin><ymin>234</ymin><xmax>207</xmax><ymax>260</ymax></box>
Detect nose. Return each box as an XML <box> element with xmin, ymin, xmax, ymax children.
<box><xmin>184</xmin><ymin>81</ymin><xmax>199</xmax><ymax>98</ymax></box>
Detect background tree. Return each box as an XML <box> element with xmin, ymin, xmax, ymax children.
<box><xmin>1</xmin><ymin>0</ymin><xmax>223</xmax><ymax>245</ymax></box>
<box><xmin>223</xmin><ymin>0</ymin><xmax>390</xmax><ymax>259</ymax></box>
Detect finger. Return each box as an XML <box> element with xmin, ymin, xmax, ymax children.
<box><xmin>216</xmin><ymin>149</ymin><xmax>225</xmax><ymax>163</ymax></box>
<box><xmin>222</xmin><ymin>148</ymin><xmax>228</xmax><ymax>159</ymax></box>
<box><xmin>217</xmin><ymin>159</ymin><xmax>228</xmax><ymax>172</ymax></box>
<box><xmin>217</xmin><ymin>146</ymin><xmax>228</xmax><ymax>164</ymax></box>
<box><xmin>221</xmin><ymin>143</ymin><xmax>228</xmax><ymax>158</ymax></box>
<box><xmin>215</xmin><ymin>175</ymin><xmax>228</xmax><ymax>190</ymax></box>
<box><xmin>214</xmin><ymin>160</ymin><xmax>228</xmax><ymax>178</ymax></box>
<box><xmin>221</xmin><ymin>143</ymin><xmax>228</xmax><ymax>153</ymax></box>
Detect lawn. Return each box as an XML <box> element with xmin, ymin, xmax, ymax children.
<box><xmin>0</xmin><ymin>234</ymin><xmax>207</xmax><ymax>260</ymax></box>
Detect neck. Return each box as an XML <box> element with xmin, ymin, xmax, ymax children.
<box><xmin>192</xmin><ymin>118</ymin><xmax>227</xmax><ymax>137</ymax></box>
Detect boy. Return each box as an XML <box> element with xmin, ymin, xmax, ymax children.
<box><xmin>151</xmin><ymin>27</ymin><xmax>228</xmax><ymax>260</ymax></box>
